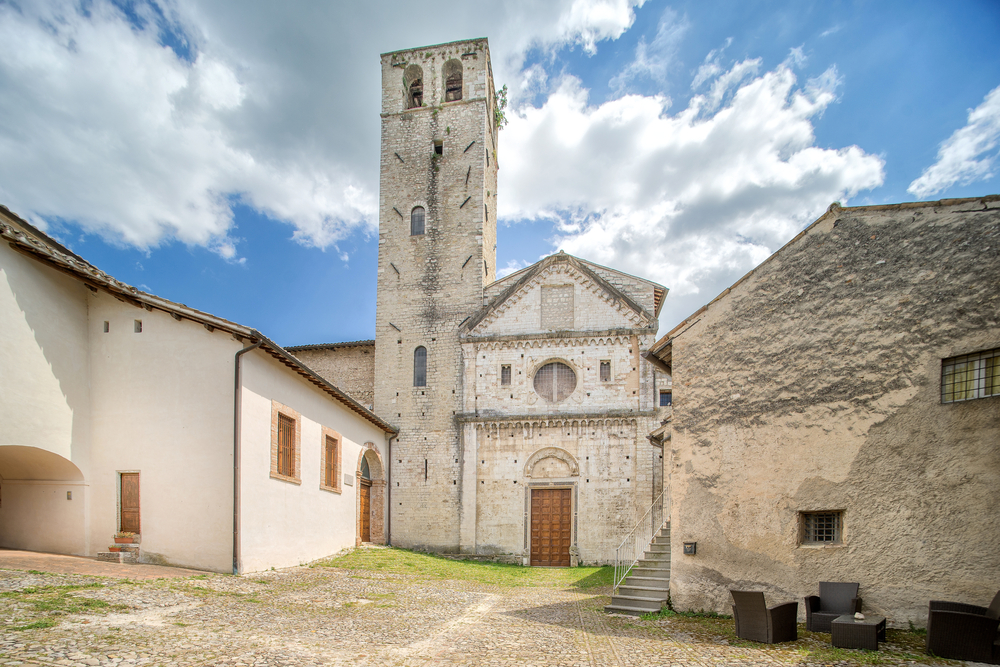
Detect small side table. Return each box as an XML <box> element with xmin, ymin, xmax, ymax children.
<box><xmin>831</xmin><ymin>614</ymin><xmax>887</xmax><ymax>650</ymax></box>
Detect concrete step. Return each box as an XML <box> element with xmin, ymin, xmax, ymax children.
<box><xmin>630</xmin><ymin>565</ymin><xmax>670</xmax><ymax>577</ymax></box>
<box><xmin>618</xmin><ymin>585</ymin><xmax>669</xmax><ymax>600</ymax></box>
<box><xmin>623</xmin><ymin>575</ymin><xmax>670</xmax><ymax>588</ymax></box>
<box><xmin>642</xmin><ymin>550</ymin><xmax>671</xmax><ymax>562</ymax></box>
<box><xmin>646</xmin><ymin>543</ymin><xmax>669</xmax><ymax>553</ymax></box>
<box><xmin>651</xmin><ymin>536</ymin><xmax>670</xmax><ymax>546</ymax></box>
<box><xmin>606</xmin><ymin>594</ymin><xmax>664</xmax><ymax>612</ymax></box>
<box><xmin>604</xmin><ymin>603</ymin><xmax>662</xmax><ymax>616</ymax></box>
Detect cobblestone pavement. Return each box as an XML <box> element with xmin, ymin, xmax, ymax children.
<box><xmin>0</xmin><ymin>550</ymin><xmax>957</xmax><ymax>667</ymax></box>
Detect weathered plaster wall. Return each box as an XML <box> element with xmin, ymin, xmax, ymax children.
<box><xmin>288</xmin><ymin>342</ymin><xmax>375</xmax><ymax>408</ymax></box>
<box><xmin>240</xmin><ymin>352</ymin><xmax>387</xmax><ymax>573</ymax></box>
<box><xmin>374</xmin><ymin>39</ymin><xmax>498</xmax><ymax>552</ymax></box>
<box><xmin>668</xmin><ymin>199</ymin><xmax>1000</xmax><ymax>625</ymax></box>
<box><xmin>0</xmin><ymin>236</ymin><xmax>92</xmax><ymax>555</ymax></box>
<box><xmin>87</xmin><ymin>296</ymin><xmax>239</xmax><ymax>572</ymax></box>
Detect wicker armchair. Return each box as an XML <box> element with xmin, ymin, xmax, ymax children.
<box><xmin>805</xmin><ymin>582</ymin><xmax>862</xmax><ymax>632</ymax></box>
<box><xmin>926</xmin><ymin>591</ymin><xmax>1000</xmax><ymax>664</ymax></box>
<box><xmin>730</xmin><ymin>590</ymin><xmax>799</xmax><ymax>643</ymax></box>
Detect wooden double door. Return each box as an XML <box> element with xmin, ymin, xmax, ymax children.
<box><xmin>530</xmin><ymin>488</ymin><xmax>572</xmax><ymax>566</ymax></box>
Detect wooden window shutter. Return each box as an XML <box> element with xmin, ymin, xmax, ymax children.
<box><xmin>278</xmin><ymin>414</ymin><xmax>295</xmax><ymax>477</ymax></box>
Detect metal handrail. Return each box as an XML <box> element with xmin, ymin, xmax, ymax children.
<box><xmin>613</xmin><ymin>490</ymin><xmax>667</xmax><ymax>593</ymax></box>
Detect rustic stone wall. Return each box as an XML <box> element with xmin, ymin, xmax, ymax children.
<box><xmin>666</xmin><ymin>197</ymin><xmax>1000</xmax><ymax>625</ymax></box>
<box><xmin>287</xmin><ymin>342</ymin><xmax>375</xmax><ymax>408</ymax></box>
<box><xmin>374</xmin><ymin>39</ymin><xmax>498</xmax><ymax>552</ymax></box>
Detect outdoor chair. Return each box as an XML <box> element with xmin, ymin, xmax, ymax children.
<box><xmin>805</xmin><ymin>581</ymin><xmax>862</xmax><ymax>632</ymax></box>
<box><xmin>926</xmin><ymin>590</ymin><xmax>1000</xmax><ymax>664</ymax></box>
<box><xmin>730</xmin><ymin>590</ymin><xmax>798</xmax><ymax>643</ymax></box>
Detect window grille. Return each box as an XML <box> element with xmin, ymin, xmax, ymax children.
<box><xmin>501</xmin><ymin>365</ymin><xmax>511</xmax><ymax>386</ymax></box>
<box><xmin>600</xmin><ymin>361</ymin><xmax>611</xmax><ymax>382</ymax></box>
<box><xmin>410</xmin><ymin>207</ymin><xmax>425</xmax><ymax>236</ymax></box>
<box><xmin>533</xmin><ymin>361</ymin><xmax>576</xmax><ymax>402</ymax></box>
<box><xmin>942</xmin><ymin>348</ymin><xmax>1000</xmax><ymax>403</ymax></box>
<box><xmin>801</xmin><ymin>511</ymin><xmax>841</xmax><ymax>544</ymax></box>
<box><xmin>325</xmin><ymin>435</ymin><xmax>337</xmax><ymax>488</ymax></box>
<box><xmin>413</xmin><ymin>346</ymin><xmax>427</xmax><ymax>386</ymax></box>
<box><xmin>659</xmin><ymin>391</ymin><xmax>672</xmax><ymax>407</ymax></box>
<box><xmin>277</xmin><ymin>414</ymin><xmax>295</xmax><ymax>477</ymax></box>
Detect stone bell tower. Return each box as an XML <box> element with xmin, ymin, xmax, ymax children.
<box><xmin>374</xmin><ymin>39</ymin><xmax>499</xmax><ymax>551</ymax></box>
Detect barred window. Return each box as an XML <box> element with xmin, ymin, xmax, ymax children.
<box><xmin>801</xmin><ymin>511</ymin><xmax>842</xmax><ymax>545</ymax></box>
<box><xmin>942</xmin><ymin>348</ymin><xmax>1000</xmax><ymax>403</ymax></box>
<box><xmin>659</xmin><ymin>391</ymin><xmax>672</xmax><ymax>407</ymax></box>
<box><xmin>501</xmin><ymin>364</ymin><xmax>511</xmax><ymax>386</ymax></box>
<box><xmin>600</xmin><ymin>360</ymin><xmax>611</xmax><ymax>382</ymax></box>
<box><xmin>413</xmin><ymin>346</ymin><xmax>427</xmax><ymax>387</ymax></box>
<box><xmin>533</xmin><ymin>361</ymin><xmax>576</xmax><ymax>402</ymax></box>
<box><xmin>277</xmin><ymin>414</ymin><xmax>295</xmax><ymax>477</ymax></box>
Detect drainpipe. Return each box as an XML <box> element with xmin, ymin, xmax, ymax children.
<box><xmin>233</xmin><ymin>338</ymin><xmax>262</xmax><ymax>575</ymax></box>
<box><xmin>386</xmin><ymin>433</ymin><xmax>396</xmax><ymax>546</ymax></box>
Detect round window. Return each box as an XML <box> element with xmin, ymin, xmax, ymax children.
<box><xmin>533</xmin><ymin>361</ymin><xmax>577</xmax><ymax>402</ymax></box>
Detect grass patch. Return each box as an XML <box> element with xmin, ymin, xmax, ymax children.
<box><xmin>0</xmin><ymin>583</ymin><xmax>128</xmax><ymax>631</ymax></box>
<box><xmin>317</xmin><ymin>547</ymin><xmax>612</xmax><ymax>589</ymax></box>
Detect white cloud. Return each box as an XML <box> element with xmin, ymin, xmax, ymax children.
<box><xmin>691</xmin><ymin>37</ymin><xmax>732</xmax><ymax>90</ymax></box>
<box><xmin>0</xmin><ymin>0</ymin><xmax>644</xmax><ymax>257</ymax></box>
<box><xmin>499</xmin><ymin>61</ymin><xmax>884</xmax><ymax>326</ymax></box>
<box><xmin>908</xmin><ymin>84</ymin><xmax>1000</xmax><ymax>198</ymax></box>
<box><xmin>609</xmin><ymin>8</ymin><xmax>689</xmax><ymax>92</ymax></box>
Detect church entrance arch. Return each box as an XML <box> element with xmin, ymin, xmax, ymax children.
<box><xmin>356</xmin><ymin>443</ymin><xmax>385</xmax><ymax>545</ymax></box>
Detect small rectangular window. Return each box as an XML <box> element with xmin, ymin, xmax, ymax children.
<box><xmin>801</xmin><ymin>511</ymin><xmax>842</xmax><ymax>545</ymax></box>
<box><xmin>659</xmin><ymin>391</ymin><xmax>672</xmax><ymax>407</ymax></box>
<box><xmin>134</xmin><ymin>320</ymin><xmax>142</xmax><ymax>333</ymax></box>
<box><xmin>277</xmin><ymin>414</ymin><xmax>295</xmax><ymax>477</ymax></box>
<box><xmin>324</xmin><ymin>435</ymin><xmax>338</xmax><ymax>489</ymax></box>
<box><xmin>501</xmin><ymin>365</ymin><xmax>511</xmax><ymax>386</ymax></box>
<box><xmin>600</xmin><ymin>360</ymin><xmax>611</xmax><ymax>382</ymax></box>
<box><xmin>942</xmin><ymin>348</ymin><xmax>1000</xmax><ymax>402</ymax></box>
<box><xmin>103</xmin><ymin>321</ymin><xmax>109</xmax><ymax>333</ymax></box>
<box><xmin>434</xmin><ymin>140</ymin><xmax>443</xmax><ymax>156</ymax></box>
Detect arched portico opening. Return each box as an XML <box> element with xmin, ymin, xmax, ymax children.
<box><xmin>356</xmin><ymin>443</ymin><xmax>386</xmax><ymax>545</ymax></box>
<box><xmin>0</xmin><ymin>445</ymin><xmax>87</xmax><ymax>555</ymax></box>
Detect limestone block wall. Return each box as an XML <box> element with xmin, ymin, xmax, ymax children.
<box><xmin>666</xmin><ymin>198</ymin><xmax>1000</xmax><ymax>625</ymax></box>
<box><xmin>466</xmin><ymin>336</ymin><xmax>655</xmax><ymax>415</ymax></box>
<box><xmin>462</xmin><ymin>415</ymin><xmax>659</xmax><ymax>564</ymax></box>
<box><xmin>375</xmin><ymin>39</ymin><xmax>498</xmax><ymax>552</ymax></box>
<box><xmin>287</xmin><ymin>342</ymin><xmax>375</xmax><ymax>408</ymax></box>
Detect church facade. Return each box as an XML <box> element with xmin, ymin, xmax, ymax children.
<box><xmin>294</xmin><ymin>38</ymin><xmax>670</xmax><ymax>565</ymax></box>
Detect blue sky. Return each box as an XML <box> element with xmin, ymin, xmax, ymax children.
<box><xmin>1</xmin><ymin>0</ymin><xmax>998</xmax><ymax>346</ymax></box>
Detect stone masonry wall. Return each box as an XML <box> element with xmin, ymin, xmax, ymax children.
<box><xmin>375</xmin><ymin>39</ymin><xmax>498</xmax><ymax>552</ymax></box>
<box><xmin>667</xmin><ymin>198</ymin><xmax>1000</xmax><ymax>625</ymax></box>
<box><xmin>287</xmin><ymin>343</ymin><xmax>375</xmax><ymax>408</ymax></box>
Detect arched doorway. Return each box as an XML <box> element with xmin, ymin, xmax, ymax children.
<box><xmin>356</xmin><ymin>443</ymin><xmax>386</xmax><ymax>545</ymax></box>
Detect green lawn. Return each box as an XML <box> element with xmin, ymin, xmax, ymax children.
<box><xmin>316</xmin><ymin>547</ymin><xmax>613</xmax><ymax>589</ymax></box>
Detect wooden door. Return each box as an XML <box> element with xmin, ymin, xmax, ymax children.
<box><xmin>120</xmin><ymin>473</ymin><xmax>140</xmax><ymax>534</ymax></box>
<box><xmin>530</xmin><ymin>488</ymin><xmax>571</xmax><ymax>566</ymax></box>
<box><xmin>360</xmin><ymin>480</ymin><xmax>371</xmax><ymax>542</ymax></box>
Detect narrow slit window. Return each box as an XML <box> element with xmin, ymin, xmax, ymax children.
<box><xmin>410</xmin><ymin>206</ymin><xmax>425</xmax><ymax>236</ymax></box>
<box><xmin>134</xmin><ymin>320</ymin><xmax>142</xmax><ymax>333</ymax></box>
<box><xmin>413</xmin><ymin>346</ymin><xmax>427</xmax><ymax>387</ymax></box>
<box><xmin>103</xmin><ymin>321</ymin><xmax>109</xmax><ymax>333</ymax></box>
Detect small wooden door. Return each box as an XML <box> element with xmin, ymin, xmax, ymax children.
<box><xmin>120</xmin><ymin>473</ymin><xmax>140</xmax><ymax>534</ymax></box>
<box><xmin>360</xmin><ymin>480</ymin><xmax>371</xmax><ymax>542</ymax></box>
<box><xmin>530</xmin><ymin>488</ymin><xmax>571</xmax><ymax>566</ymax></box>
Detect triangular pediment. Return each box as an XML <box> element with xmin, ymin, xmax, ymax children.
<box><xmin>461</xmin><ymin>252</ymin><xmax>658</xmax><ymax>337</ymax></box>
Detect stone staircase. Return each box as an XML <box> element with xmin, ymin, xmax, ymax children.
<box><xmin>604</xmin><ymin>523</ymin><xmax>670</xmax><ymax>616</ymax></box>
<box><xmin>97</xmin><ymin>533</ymin><xmax>140</xmax><ymax>564</ymax></box>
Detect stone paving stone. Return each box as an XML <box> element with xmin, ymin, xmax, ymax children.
<box><xmin>0</xmin><ymin>558</ymin><xmax>947</xmax><ymax>667</ymax></box>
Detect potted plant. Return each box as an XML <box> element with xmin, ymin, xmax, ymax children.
<box><xmin>114</xmin><ymin>531</ymin><xmax>138</xmax><ymax>544</ymax></box>
<box><xmin>108</xmin><ymin>545</ymin><xmax>122</xmax><ymax>552</ymax></box>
